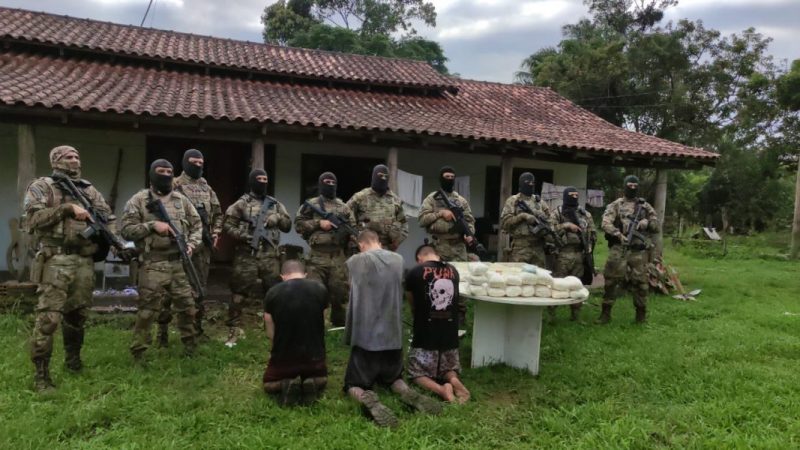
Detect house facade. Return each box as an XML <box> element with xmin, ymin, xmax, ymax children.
<box><xmin>0</xmin><ymin>8</ymin><xmax>717</xmax><ymax>273</ymax></box>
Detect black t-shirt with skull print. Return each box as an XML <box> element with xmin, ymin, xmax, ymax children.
<box><xmin>405</xmin><ymin>260</ymin><xmax>460</xmax><ymax>351</ymax></box>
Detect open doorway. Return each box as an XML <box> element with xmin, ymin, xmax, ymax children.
<box><xmin>145</xmin><ymin>136</ymin><xmax>275</xmax><ymax>263</ymax></box>
<box><xmin>300</xmin><ymin>153</ymin><xmax>384</xmax><ymax>203</ymax></box>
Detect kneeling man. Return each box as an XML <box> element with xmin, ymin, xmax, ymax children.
<box><xmin>263</xmin><ymin>260</ymin><xmax>328</xmax><ymax>406</ymax></box>
<box><xmin>405</xmin><ymin>243</ymin><xmax>470</xmax><ymax>403</ymax></box>
<box><xmin>344</xmin><ymin>230</ymin><xmax>442</xmax><ymax>427</ymax></box>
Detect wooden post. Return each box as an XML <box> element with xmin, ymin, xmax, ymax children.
<box><xmin>251</xmin><ymin>137</ymin><xmax>265</xmax><ymax>170</ymax></box>
<box><xmin>790</xmin><ymin>155</ymin><xmax>800</xmax><ymax>259</ymax></box>
<box><xmin>387</xmin><ymin>147</ymin><xmax>398</xmax><ymax>193</ymax></box>
<box><xmin>654</xmin><ymin>168</ymin><xmax>668</xmax><ymax>256</ymax></box>
<box><xmin>14</xmin><ymin>124</ymin><xmax>36</xmax><ymax>280</ymax></box>
<box><xmin>497</xmin><ymin>154</ymin><xmax>513</xmax><ymax>261</ymax></box>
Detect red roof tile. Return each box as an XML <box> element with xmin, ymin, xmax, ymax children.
<box><xmin>0</xmin><ymin>51</ymin><xmax>716</xmax><ymax>161</ymax></box>
<box><xmin>0</xmin><ymin>7</ymin><xmax>455</xmax><ymax>91</ymax></box>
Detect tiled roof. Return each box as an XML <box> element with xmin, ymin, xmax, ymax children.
<box><xmin>0</xmin><ymin>7</ymin><xmax>456</xmax><ymax>91</ymax></box>
<box><xmin>0</xmin><ymin>51</ymin><xmax>716</xmax><ymax>161</ymax></box>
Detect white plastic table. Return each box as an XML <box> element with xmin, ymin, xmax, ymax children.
<box><xmin>464</xmin><ymin>294</ymin><xmax>584</xmax><ymax>375</ymax></box>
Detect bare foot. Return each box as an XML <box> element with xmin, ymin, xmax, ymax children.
<box><xmin>441</xmin><ymin>383</ymin><xmax>455</xmax><ymax>402</ymax></box>
<box><xmin>451</xmin><ymin>381</ymin><xmax>471</xmax><ymax>404</ymax></box>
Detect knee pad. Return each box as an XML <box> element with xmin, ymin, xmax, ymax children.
<box><xmin>37</xmin><ymin>312</ymin><xmax>61</xmax><ymax>335</ymax></box>
<box><xmin>138</xmin><ymin>309</ymin><xmax>156</xmax><ymax>321</ymax></box>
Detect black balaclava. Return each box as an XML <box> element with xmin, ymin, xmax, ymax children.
<box><xmin>149</xmin><ymin>159</ymin><xmax>174</xmax><ymax>195</ymax></box>
<box><xmin>440</xmin><ymin>166</ymin><xmax>455</xmax><ymax>193</ymax></box>
<box><xmin>519</xmin><ymin>172</ymin><xmax>535</xmax><ymax>196</ymax></box>
<box><xmin>562</xmin><ymin>186</ymin><xmax>580</xmax><ymax>224</ymax></box>
<box><xmin>319</xmin><ymin>172</ymin><xmax>337</xmax><ymax>199</ymax></box>
<box><xmin>624</xmin><ymin>175</ymin><xmax>640</xmax><ymax>199</ymax></box>
<box><xmin>249</xmin><ymin>169</ymin><xmax>268</xmax><ymax>199</ymax></box>
<box><xmin>182</xmin><ymin>149</ymin><xmax>204</xmax><ymax>179</ymax></box>
<box><xmin>371</xmin><ymin>164</ymin><xmax>389</xmax><ymax>195</ymax></box>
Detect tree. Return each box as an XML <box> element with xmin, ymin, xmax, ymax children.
<box><xmin>516</xmin><ymin>0</ymin><xmax>796</xmax><ymax>234</ymax></box>
<box><xmin>776</xmin><ymin>59</ymin><xmax>800</xmax><ymax>257</ymax></box>
<box><xmin>261</xmin><ymin>0</ymin><xmax>448</xmax><ymax>74</ymax></box>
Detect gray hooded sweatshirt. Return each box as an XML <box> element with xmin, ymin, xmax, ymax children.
<box><xmin>344</xmin><ymin>248</ymin><xmax>405</xmax><ymax>351</ymax></box>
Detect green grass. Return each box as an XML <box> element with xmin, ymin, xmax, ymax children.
<box><xmin>1</xmin><ymin>241</ymin><xmax>799</xmax><ymax>449</ymax></box>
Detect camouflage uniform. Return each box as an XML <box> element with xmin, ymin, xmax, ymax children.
<box><xmin>155</xmin><ymin>173</ymin><xmax>223</xmax><ymax>340</ymax></box>
<box><xmin>25</xmin><ymin>169</ymin><xmax>114</xmax><ymax>388</ymax></box>
<box><xmin>418</xmin><ymin>190</ymin><xmax>475</xmax><ymax>262</ymax></box>
<box><xmin>223</xmin><ymin>193</ymin><xmax>291</xmax><ymax>328</ymax></box>
<box><xmin>121</xmin><ymin>189</ymin><xmax>202</xmax><ymax>357</ymax></box>
<box><xmin>600</xmin><ymin>197</ymin><xmax>659</xmax><ymax>320</ymax></box>
<box><xmin>346</xmin><ymin>187</ymin><xmax>408</xmax><ymax>250</ymax></box>
<box><xmin>295</xmin><ymin>196</ymin><xmax>356</xmax><ymax>326</ymax></box>
<box><xmin>552</xmin><ymin>206</ymin><xmax>596</xmax><ymax>319</ymax></box>
<box><xmin>500</xmin><ymin>193</ymin><xmax>552</xmax><ymax>267</ymax></box>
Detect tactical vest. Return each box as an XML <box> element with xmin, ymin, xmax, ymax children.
<box><xmin>33</xmin><ymin>177</ymin><xmax>98</xmax><ymax>253</ymax></box>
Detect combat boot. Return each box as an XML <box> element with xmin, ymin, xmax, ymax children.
<box><xmin>182</xmin><ymin>339</ymin><xmax>197</xmax><ymax>358</ymax></box>
<box><xmin>570</xmin><ymin>305</ymin><xmax>580</xmax><ymax>322</ymax></box>
<box><xmin>195</xmin><ymin>302</ymin><xmax>209</xmax><ymax>343</ymax></box>
<box><xmin>33</xmin><ymin>358</ymin><xmax>55</xmax><ymax>392</ymax></box>
<box><xmin>63</xmin><ymin>325</ymin><xmax>84</xmax><ymax>372</ymax></box>
<box><xmin>157</xmin><ymin>323</ymin><xmax>169</xmax><ymax>348</ymax></box>
<box><xmin>596</xmin><ymin>304</ymin><xmax>612</xmax><ymax>324</ymax></box>
<box><xmin>635</xmin><ymin>307</ymin><xmax>647</xmax><ymax>323</ymax></box>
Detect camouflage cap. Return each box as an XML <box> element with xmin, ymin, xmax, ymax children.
<box><xmin>49</xmin><ymin>145</ymin><xmax>79</xmax><ymax>166</ymax></box>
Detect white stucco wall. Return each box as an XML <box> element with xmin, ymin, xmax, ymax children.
<box><xmin>0</xmin><ymin>123</ymin><xmax>587</xmax><ymax>271</ymax></box>
<box><xmin>271</xmin><ymin>139</ymin><xmax>587</xmax><ymax>266</ymax></box>
<box><xmin>0</xmin><ymin>123</ymin><xmax>146</xmax><ymax>271</ymax></box>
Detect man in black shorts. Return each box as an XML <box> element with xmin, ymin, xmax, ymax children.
<box><xmin>406</xmin><ymin>244</ymin><xmax>471</xmax><ymax>403</ymax></box>
<box><xmin>263</xmin><ymin>260</ymin><xmax>328</xmax><ymax>406</ymax></box>
<box><xmin>344</xmin><ymin>230</ymin><xmax>442</xmax><ymax>427</ymax></box>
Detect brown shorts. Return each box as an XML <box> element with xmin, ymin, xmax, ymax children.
<box><xmin>263</xmin><ymin>358</ymin><xmax>327</xmax><ymax>383</ymax></box>
<box><xmin>407</xmin><ymin>347</ymin><xmax>461</xmax><ymax>382</ymax></box>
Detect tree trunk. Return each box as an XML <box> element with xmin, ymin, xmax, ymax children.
<box><xmin>15</xmin><ymin>124</ymin><xmax>36</xmax><ymax>281</ymax></box>
<box><xmin>251</xmin><ymin>138</ymin><xmax>264</xmax><ymax>170</ymax></box>
<box><xmin>654</xmin><ymin>169</ymin><xmax>668</xmax><ymax>256</ymax></box>
<box><xmin>387</xmin><ymin>147</ymin><xmax>398</xmax><ymax>194</ymax></box>
<box><xmin>791</xmin><ymin>155</ymin><xmax>800</xmax><ymax>258</ymax></box>
<box><xmin>496</xmin><ymin>154</ymin><xmax>513</xmax><ymax>262</ymax></box>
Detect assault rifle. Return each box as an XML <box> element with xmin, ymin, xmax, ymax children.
<box><xmin>577</xmin><ymin>218</ymin><xmax>596</xmax><ymax>286</ymax></box>
<box><xmin>515</xmin><ymin>199</ymin><xmax>564</xmax><ymax>250</ymax></box>
<box><xmin>250</xmin><ymin>196</ymin><xmax>277</xmax><ymax>253</ymax></box>
<box><xmin>146</xmin><ymin>196</ymin><xmax>205</xmax><ymax>300</ymax></box>
<box><xmin>434</xmin><ymin>189</ymin><xmax>488</xmax><ymax>260</ymax></box>
<box><xmin>302</xmin><ymin>200</ymin><xmax>358</xmax><ymax>242</ymax></box>
<box><xmin>53</xmin><ymin>173</ymin><xmax>132</xmax><ymax>262</ymax></box>
<box><xmin>623</xmin><ymin>199</ymin><xmax>648</xmax><ymax>252</ymax></box>
<box><xmin>195</xmin><ymin>204</ymin><xmax>214</xmax><ymax>248</ymax></box>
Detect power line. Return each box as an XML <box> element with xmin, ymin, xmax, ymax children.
<box><xmin>140</xmin><ymin>0</ymin><xmax>154</xmax><ymax>27</ymax></box>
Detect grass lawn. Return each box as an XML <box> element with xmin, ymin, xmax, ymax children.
<box><xmin>1</xmin><ymin>239</ymin><xmax>799</xmax><ymax>449</ymax></box>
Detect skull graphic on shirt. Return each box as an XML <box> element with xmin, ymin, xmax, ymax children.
<box><xmin>429</xmin><ymin>278</ymin><xmax>455</xmax><ymax>311</ymax></box>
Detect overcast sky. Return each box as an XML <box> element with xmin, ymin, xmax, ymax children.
<box><xmin>2</xmin><ymin>0</ymin><xmax>797</xmax><ymax>82</ymax></box>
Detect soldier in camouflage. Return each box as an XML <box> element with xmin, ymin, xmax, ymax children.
<box><xmin>24</xmin><ymin>145</ymin><xmax>115</xmax><ymax>392</ymax></box>
<box><xmin>500</xmin><ymin>172</ymin><xmax>552</xmax><ymax>267</ymax></box>
<box><xmin>295</xmin><ymin>172</ymin><xmax>356</xmax><ymax>327</ymax></box>
<box><xmin>418</xmin><ymin>166</ymin><xmax>476</xmax><ymax>262</ymax></box>
<box><xmin>157</xmin><ymin>149</ymin><xmax>223</xmax><ymax>346</ymax></box>
<box><xmin>121</xmin><ymin>159</ymin><xmax>202</xmax><ymax>361</ymax></box>
<box><xmin>598</xmin><ymin>175</ymin><xmax>659</xmax><ymax>324</ymax></box>
<box><xmin>346</xmin><ymin>164</ymin><xmax>408</xmax><ymax>251</ymax></box>
<box><xmin>223</xmin><ymin>169</ymin><xmax>291</xmax><ymax>344</ymax></box>
<box><xmin>551</xmin><ymin>187</ymin><xmax>596</xmax><ymax>321</ymax></box>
